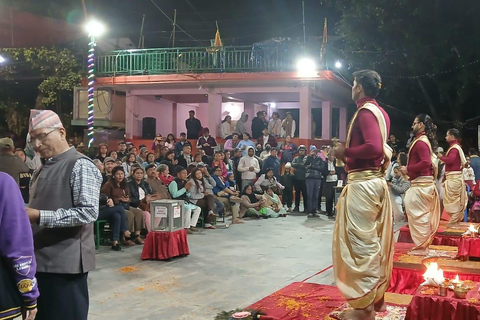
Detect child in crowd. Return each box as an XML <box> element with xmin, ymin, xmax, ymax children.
<box><xmin>280</xmin><ymin>162</ymin><xmax>295</xmax><ymax>212</ymax></box>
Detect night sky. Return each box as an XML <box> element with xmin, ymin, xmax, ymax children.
<box><xmin>87</xmin><ymin>0</ymin><xmax>338</xmax><ymax>48</ymax></box>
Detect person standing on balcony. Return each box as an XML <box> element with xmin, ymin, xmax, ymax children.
<box><xmin>268</xmin><ymin>112</ymin><xmax>282</xmax><ymax>138</ymax></box>
<box><xmin>220</xmin><ymin>115</ymin><xmax>233</xmax><ymax>140</ymax></box>
<box><xmin>236</xmin><ymin>112</ymin><xmax>249</xmax><ymax>136</ymax></box>
<box><xmin>251</xmin><ymin>111</ymin><xmax>266</xmax><ymax>140</ymax></box>
<box><xmin>281</xmin><ymin>112</ymin><xmax>296</xmax><ymax>138</ymax></box>
<box><xmin>186</xmin><ymin>110</ymin><xmax>202</xmax><ymax>139</ymax></box>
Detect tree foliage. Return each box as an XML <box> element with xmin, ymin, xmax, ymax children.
<box><xmin>0</xmin><ymin>46</ymin><xmax>82</xmax><ymax>134</ymax></box>
<box><xmin>326</xmin><ymin>0</ymin><xmax>480</xmax><ymax>129</ymax></box>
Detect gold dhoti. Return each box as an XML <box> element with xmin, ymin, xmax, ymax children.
<box><xmin>332</xmin><ymin>170</ymin><xmax>394</xmax><ymax>309</ymax></box>
<box><xmin>443</xmin><ymin>171</ymin><xmax>467</xmax><ymax>225</ymax></box>
<box><xmin>404</xmin><ymin>176</ymin><xmax>441</xmax><ymax>250</ymax></box>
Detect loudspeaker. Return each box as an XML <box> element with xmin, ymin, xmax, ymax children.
<box><xmin>142</xmin><ymin>117</ymin><xmax>156</xmax><ymax>139</ymax></box>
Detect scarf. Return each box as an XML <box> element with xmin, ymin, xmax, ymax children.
<box><xmin>283</xmin><ymin>119</ymin><xmax>293</xmax><ymax>136</ymax></box>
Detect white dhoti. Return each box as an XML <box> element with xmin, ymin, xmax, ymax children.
<box><xmin>404</xmin><ymin>176</ymin><xmax>441</xmax><ymax>250</ymax></box>
<box><xmin>443</xmin><ymin>171</ymin><xmax>467</xmax><ymax>225</ymax></box>
<box><xmin>332</xmin><ymin>170</ymin><xmax>394</xmax><ymax>309</ymax></box>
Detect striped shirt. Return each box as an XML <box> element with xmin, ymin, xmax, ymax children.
<box><xmin>39</xmin><ymin>158</ymin><xmax>102</xmax><ymax>227</ymax></box>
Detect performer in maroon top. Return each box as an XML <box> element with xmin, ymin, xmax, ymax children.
<box><xmin>440</xmin><ymin>128</ymin><xmax>467</xmax><ymax>226</ymax></box>
<box><xmin>403</xmin><ymin>114</ymin><xmax>441</xmax><ymax>254</ymax></box>
<box><xmin>333</xmin><ymin>70</ymin><xmax>393</xmax><ymax>320</ymax></box>
<box><xmin>344</xmin><ymin>97</ymin><xmax>390</xmax><ymax>172</ymax></box>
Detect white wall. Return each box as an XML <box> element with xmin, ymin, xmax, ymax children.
<box><xmin>136</xmin><ymin>96</ymin><xmax>174</xmax><ymax>136</ymax></box>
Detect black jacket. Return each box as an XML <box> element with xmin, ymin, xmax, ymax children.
<box><xmin>251</xmin><ymin>117</ymin><xmax>265</xmax><ymax>139</ymax></box>
<box><xmin>305</xmin><ymin>155</ymin><xmax>326</xmax><ymax>179</ymax></box>
<box><xmin>128</xmin><ymin>179</ymin><xmax>154</xmax><ymax>208</ymax></box>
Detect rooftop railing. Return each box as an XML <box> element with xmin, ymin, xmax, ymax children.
<box><xmin>96</xmin><ymin>45</ymin><xmax>322</xmax><ymax>76</ymax></box>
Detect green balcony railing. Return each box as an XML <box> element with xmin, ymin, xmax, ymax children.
<box><xmin>96</xmin><ymin>45</ymin><xmax>320</xmax><ymax>76</ymax></box>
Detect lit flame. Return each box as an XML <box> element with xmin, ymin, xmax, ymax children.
<box><xmin>452</xmin><ymin>274</ymin><xmax>460</xmax><ymax>284</ymax></box>
<box><xmin>422</xmin><ymin>262</ymin><xmax>445</xmax><ymax>283</ymax></box>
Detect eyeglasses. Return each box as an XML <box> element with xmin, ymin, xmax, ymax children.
<box><xmin>29</xmin><ymin>128</ymin><xmax>59</xmax><ymax>145</ymax></box>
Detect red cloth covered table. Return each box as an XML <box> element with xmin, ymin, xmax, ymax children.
<box><xmin>388</xmin><ymin>243</ymin><xmax>480</xmax><ymax>294</ymax></box>
<box><xmin>457</xmin><ymin>237</ymin><xmax>480</xmax><ymax>260</ymax></box>
<box><xmin>141</xmin><ymin>229</ymin><xmax>189</xmax><ymax>260</ymax></box>
<box><xmin>397</xmin><ymin>225</ymin><xmax>462</xmax><ymax>246</ymax></box>
<box><xmin>406</xmin><ymin>282</ymin><xmax>480</xmax><ymax>320</ymax></box>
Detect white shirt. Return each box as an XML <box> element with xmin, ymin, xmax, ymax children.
<box><xmin>326</xmin><ymin>161</ymin><xmax>338</xmax><ymax>182</ymax></box>
<box><xmin>262</xmin><ymin>135</ymin><xmax>269</xmax><ymax>149</ymax></box>
<box><xmin>463</xmin><ymin>167</ymin><xmax>476</xmax><ymax>183</ymax></box>
<box><xmin>138</xmin><ymin>186</ymin><xmax>146</xmax><ymax>201</ymax></box>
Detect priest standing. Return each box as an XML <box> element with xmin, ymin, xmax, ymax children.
<box><xmin>440</xmin><ymin>128</ymin><xmax>467</xmax><ymax>227</ymax></box>
<box><xmin>333</xmin><ymin>70</ymin><xmax>393</xmax><ymax>320</ymax></box>
<box><xmin>403</xmin><ymin>114</ymin><xmax>440</xmax><ymax>255</ymax></box>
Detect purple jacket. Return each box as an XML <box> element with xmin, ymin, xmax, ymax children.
<box><xmin>0</xmin><ymin>172</ymin><xmax>39</xmax><ymax>318</ymax></box>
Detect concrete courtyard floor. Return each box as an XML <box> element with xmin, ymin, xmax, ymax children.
<box><xmin>89</xmin><ymin>211</ymin><xmax>405</xmax><ymax>320</ymax></box>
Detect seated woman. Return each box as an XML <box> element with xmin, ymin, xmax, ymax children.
<box><xmin>128</xmin><ymin>167</ymin><xmax>160</xmax><ymax>232</ymax></box>
<box><xmin>212</xmin><ymin>166</ymin><xmax>244</xmax><ymax>224</ymax></box>
<box><xmin>143</xmin><ymin>152</ymin><xmax>158</xmax><ymax>168</ymax></box>
<box><xmin>122</xmin><ymin>152</ymin><xmax>138</xmax><ymax>177</ymax></box>
<box><xmin>263</xmin><ymin>186</ymin><xmax>287</xmax><ymax>218</ymax></box>
<box><xmin>157</xmin><ymin>163</ymin><xmax>174</xmax><ymax>186</ymax></box>
<box><xmin>254</xmin><ymin>168</ymin><xmax>285</xmax><ymax>194</ymax></box>
<box><xmin>187</xmin><ymin>168</ymin><xmax>218</xmax><ymax>229</ymax></box>
<box><xmin>101</xmin><ymin>166</ymin><xmax>145</xmax><ymax>244</ymax></box>
<box><xmin>240</xmin><ymin>184</ymin><xmax>276</xmax><ymax>219</ymax></box>
<box><xmin>211</xmin><ymin>151</ymin><xmax>227</xmax><ymax>178</ymax></box>
<box><xmin>98</xmin><ymin>193</ymin><xmax>132</xmax><ymax>251</ymax></box>
<box><xmin>159</xmin><ymin>150</ymin><xmax>178</xmax><ymax>174</ymax></box>
<box><xmin>168</xmin><ymin>166</ymin><xmax>201</xmax><ymax>234</ymax></box>
<box><xmin>223</xmin><ymin>151</ymin><xmax>234</xmax><ymax>172</ymax></box>
<box><xmin>165</xmin><ymin>133</ymin><xmax>176</xmax><ymax>150</ymax></box>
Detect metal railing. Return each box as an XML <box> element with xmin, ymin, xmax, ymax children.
<box><xmin>96</xmin><ymin>45</ymin><xmax>320</xmax><ymax>76</ymax></box>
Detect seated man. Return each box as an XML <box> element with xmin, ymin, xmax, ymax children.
<box><xmin>212</xmin><ymin>166</ymin><xmax>243</xmax><ymax>224</ymax></box>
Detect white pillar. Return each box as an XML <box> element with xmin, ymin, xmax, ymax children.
<box><xmin>125</xmin><ymin>93</ymin><xmax>138</xmax><ymax>139</ymax></box>
<box><xmin>208</xmin><ymin>93</ymin><xmax>223</xmax><ymax>138</ymax></box>
<box><xmin>321</xmin><ymin>100</ymin><xmax>332</xmax><ymax>140</ymax></box>
<box><xmin>299</xmin><ymin>86</ymin><xmax>312</xmax><ymax>139</ymax></box>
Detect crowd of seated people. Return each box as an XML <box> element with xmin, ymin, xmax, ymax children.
<box><xmin>1</xmin><ymin>112</ymin><xmax>350</xmax><ymax>253</ymax></box>
<box><xmin>88</xmin><ymin>125</ymin><xmax>353</xmax><ymax>240</ymax></box>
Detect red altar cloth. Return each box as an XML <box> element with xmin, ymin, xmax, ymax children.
<box><xmin>397</xmin><ymin>222</ymin><xmax>466</xmax><ymax>246</ymax></box>
<box><xmin>458</xmin><ymin>237</ymin><xmax>480</xmax><ymax>260</ymax></box>
<box><xmin>247</xmin><ymin>282</ymin><xmax>412</xmax><ymax>320</ymax></box>
<box><xmin>388</xmin><ymin>243</ymin><xmax>480</xmax><ymax>294</ymax></box>
<box><xmin>141</xmin><ymin>229</ymin><xmax>189</xmax><ymax>260</ymax></box>
<box><xmin>246</xmin><ymin>282</ymin><xmax>344</xmax><ymax>319</ymax></box>
<box><xmin>406</xmin><ymin>282</ymin><xmax>480</xmax><ymax>320</ymax></box>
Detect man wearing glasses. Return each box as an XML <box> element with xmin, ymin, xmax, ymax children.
<box><xmin>25</xmin><ymin>109</ymin><xmax>102</xmax><ymax>320</ymax></box>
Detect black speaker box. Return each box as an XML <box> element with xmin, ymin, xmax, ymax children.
<box><xmin>142</xmin><ymin>117</ymin><xmax>156</xmax><ymax>139</ymax></box>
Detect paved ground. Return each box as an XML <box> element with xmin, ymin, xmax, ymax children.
<box><xmin>89</xmin><ymin>210</ymin><xmax>405</xmax><ymax>320</ymax></box>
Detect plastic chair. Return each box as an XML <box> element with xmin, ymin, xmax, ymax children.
<box><xmin>94</xmin><ymin>220</ymin><xmax>108</xmax><ymax>249</ymax></box>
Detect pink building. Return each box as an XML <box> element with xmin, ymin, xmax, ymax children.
<box><xmin>73</xmin><ymin>46</ymin><xmax>352</xmax><ymax>146</ymax></box>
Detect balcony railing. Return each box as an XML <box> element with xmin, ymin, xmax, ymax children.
<box><xmin>96</xmin><ymin>45</ymin><xmax>321</xmax><ymax>76</ymax></box>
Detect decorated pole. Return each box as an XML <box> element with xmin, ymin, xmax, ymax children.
<box><xmin>84</xmin><ymin>20</ymin><xmax>105</xmax><ymax>149</ymax></box>
<box><xmin>87</xmin><ymin>35</ymin><xmax>95</xmax><ymax>148</ymax></box>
